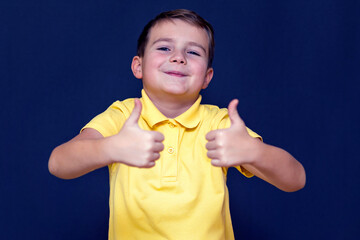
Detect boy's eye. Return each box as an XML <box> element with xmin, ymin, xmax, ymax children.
<box><xmin>157</xmin><ymin>47</ymin><xmax>170</xmax><ymax>51</ymax></box>
<box><xmin>188</xmin><ymin>51</ymin><xmax>200</xmax><ymax>56</ymax></box>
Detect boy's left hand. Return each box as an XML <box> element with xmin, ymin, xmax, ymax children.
<box><xmin>205</xmin><ymin>99</ymin><xmax>261</xmax><ymax>167</ymax></box>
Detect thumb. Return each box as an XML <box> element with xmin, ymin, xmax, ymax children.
<box><xmin>126</xmin><ymin>98</ymin><xmax>142</xmax><ymax>126</ymax></box>
<box><xmin>228</xmin><ymin>99</ymin><xmax>243</xmax><ymax>126</ymax></box>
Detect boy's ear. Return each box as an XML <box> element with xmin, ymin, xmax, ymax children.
<box><xmin>202</xmin><ymin>67</ymin><xmax>214</xmax><ymax>89</ymax></box>
<box><xmin>131</xmin><ymin>56</ymin><xmax>143</xmax><ymax>79</ymax></box>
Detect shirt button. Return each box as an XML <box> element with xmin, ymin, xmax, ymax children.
<box><xmin>168</xmin><ymin>147</ymin><xmax>175</xmax><ymax>154</ymax></box>
<box><xmin>168</xmin><ymin>122</ymin><xmax>175</xmax><ymax>128</ymax></box>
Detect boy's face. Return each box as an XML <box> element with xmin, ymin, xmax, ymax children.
<box><xmin>132</xmin><ymin>19</ymin><xmax>213</xmax><ymax>103</ymax></box>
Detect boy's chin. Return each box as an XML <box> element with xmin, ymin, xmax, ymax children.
<box><xmin>162</xmin><ymin>87</ymin><xmax>198</xmax><ymax>97</ymax></box>
<box><xmin>147</xmin><ymin>88</ymin><xmax>199</xmax><ymax>101</ymax></box>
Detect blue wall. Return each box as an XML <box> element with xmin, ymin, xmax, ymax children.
<box><xmin>1</xmin><ymin>0</ymin><xmax>359</xmax><ymax>239</ymax></box>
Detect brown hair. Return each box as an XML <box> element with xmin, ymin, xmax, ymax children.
<box><xmin>137</xmin><ymin>9</ymin><xmax>215</xmax><ymax>68</ymax></box>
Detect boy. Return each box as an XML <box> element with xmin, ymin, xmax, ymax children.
<box><xmin>49</xmin><ymin>9</ymin><xmax>305</xmax><ymax>240</ymax></box>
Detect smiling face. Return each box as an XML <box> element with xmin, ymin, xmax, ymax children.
<box><xmin>132</xmin><ymin>19</ymin><xmax>214</xmax><ymax>105</ymax></box>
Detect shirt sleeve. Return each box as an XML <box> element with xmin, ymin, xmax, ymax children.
<box><xmin>216</xmin><ymin>111</ymin><xmax>262</xmax><ymax>178</ymax></box>
<box><xmin>81</xmin><ymin>101</ymin><xmax>131</xmax><ymax>172</ymax></box>
<box><xmin>81</xmin><ymin>101</ymin><xmax>128</xmax><ymax>137</ymax></box>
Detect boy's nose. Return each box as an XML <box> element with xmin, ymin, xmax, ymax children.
<box><xmin>169</xmin><ymin>52</ymin><xmax>187</xmax><ymax>65</ymax></box>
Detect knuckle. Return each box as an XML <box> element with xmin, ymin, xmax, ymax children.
<box><xmin>144</xmin><ymin>152</ymin><xmax>153</xmax><ymax>161</ymax></box>
<box><xmin>148</xmin><ymin>141</ymin><xmax>156</xmax><ymax>149</ymax></box>
<box><xmin>217</xmin><ymin>141</ymin><xmax>224</xmax><ymax>148</ymax></box>
<box><xmin>219</xmin><ymin>148</ymin><xmax>224</xmax><ymax>155</ymax></box>
<box><xmin>142</xmin><ymin>144</ymin><xmax>151</xmax><ymax>152</ymax></box>
<box><xmin>140</xmin><ymin>160</ymin><xmax>149</xmax><ymax>168</ymax></box>
<box><xmin>144</xmin><ymin>142</ymin><xmax>155</xmax><ymax>152</ymax></box>
<box><xmin>145</xmin><ymin>132</ymin><xmax>153</xmax><ymax>141</ymax></box>
<box><xmin>219</xmin><ymin>149</ymin><xmax>227</xmax><ymax>159</ymax></box>
<box><xmin>217</xmin><ymin>131</ymin><xmax>225</xmax><ymax>138</ymax></box>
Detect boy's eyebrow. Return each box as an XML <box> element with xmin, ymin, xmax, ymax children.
<box><xmin>151</xmin><ymin>38</ymin><xmax>207</xmax><ymax>54</ymax></box>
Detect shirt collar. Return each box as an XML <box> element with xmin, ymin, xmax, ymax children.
<box><xmin>140</xmin><ymin>89</ymin><xmax>201</xmax><ymax>129</ymax></box>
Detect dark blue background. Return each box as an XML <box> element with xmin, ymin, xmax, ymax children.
<box><xmin>1</xmin><ymin>0</ymin><xmax>359</xmax><ymax>239</ymax></box>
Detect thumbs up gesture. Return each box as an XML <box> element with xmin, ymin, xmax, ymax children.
<box><xmin>105</xmin><ymin>99</ymin><xmax>164</xmax><ymax>168</ymax></box>
<box><xmin>205</xmin><ymin>99</ymin><xmax>260</xmax><ymax>167</ymax></box>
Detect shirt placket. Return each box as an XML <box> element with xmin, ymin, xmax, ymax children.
<box><xmin>161</xmin><ymin>120</ymin><xmax>178</xmax><ymax>182</ymax></box>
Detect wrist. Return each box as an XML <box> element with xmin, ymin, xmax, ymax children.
<box><xmin>247</xmin><ymin>138</ymin><xmax>265</xmax><ymax>166</ymax></box>
<box><xmin>98</xmin><ymin>137</ymin><xmax>117</xmax><ymax>165</ymax></box>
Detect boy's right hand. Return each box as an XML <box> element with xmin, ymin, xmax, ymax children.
<box><xmin>104</xmin><ymin>99</ymin><xmax>164</xmax><ymax>168</ymax></box>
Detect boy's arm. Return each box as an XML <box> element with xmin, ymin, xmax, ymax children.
<box><xmin>48</xmin><ymin>99</ymin><xmax>164</xmax><ymax>179</ymax></box>
<box><xmin>205</xmin><ymin>99</ymin><xmax>306</xmax><ymax>192</ymax></box>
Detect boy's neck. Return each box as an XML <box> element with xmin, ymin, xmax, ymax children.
<box><xmin>145</xmin><ymin>91</ymin><xmax>199</xmax><ymax>119</ymax></box>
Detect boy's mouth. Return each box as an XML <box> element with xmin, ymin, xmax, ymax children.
<box><xmin>164</xmin><ymin>71</ymin><xmax>188</xmax><ymax>77</ymax></box>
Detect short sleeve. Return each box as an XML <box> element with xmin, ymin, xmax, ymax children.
<box><xmin>81</xmin><ymin>101</ymin><xmax>129</xmax><ymax>137</ymax></box>
<box><xmin>81</xmin><ymin>100</ymin><xmax>134</xmax><ymax>172</ymax></box>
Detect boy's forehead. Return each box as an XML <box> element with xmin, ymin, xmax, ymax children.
<box><xmin>147</xmin><ymin>19</ymin><xmax>209</xmax><ymax>50</ymax></box>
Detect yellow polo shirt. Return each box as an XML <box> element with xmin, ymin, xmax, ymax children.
<box><xmin>83</xmin><ymin>90</ymin><xmax>261</xmax><ymax>240</ymax></box>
